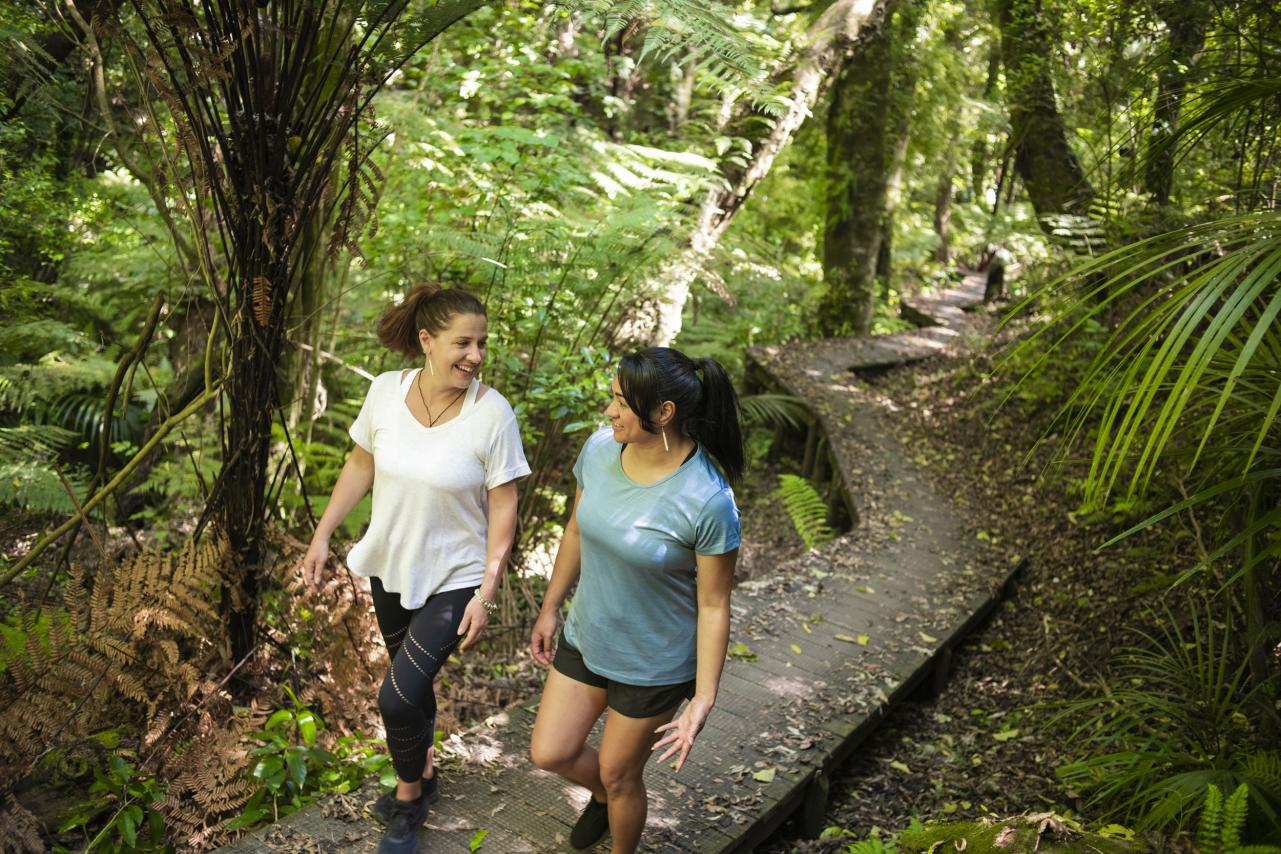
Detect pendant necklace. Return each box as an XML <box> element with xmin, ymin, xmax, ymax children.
<box><xmin>417</xmin><ymin>369</ymin><xmax>468</xmax><ymax>427</ymax></box>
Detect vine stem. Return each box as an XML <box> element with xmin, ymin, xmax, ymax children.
<box><xmin>0</xmin><ymin>382</ymin><xmax>224</xmax><ymax>588</ymax></box>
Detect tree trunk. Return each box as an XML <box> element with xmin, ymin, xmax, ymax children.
<box><xmin>633</xmin><ymin>0</ymin><xmax>898</xmax><ymax>346</ymax></box>
<box><xmin>996</xmin><ymin>0</ymin><xmax>1093</xmax><ymax>222</ymax></box>
<box><xmin>669</xmin><ymin>57</ymin><xmax>697</xmax><ymax>134</ymax></box>
<box><xmin>818</xmin><ymin>7</ymin><xmax>896</xmax><ymax>336</ymax></box>
<box><xmin>1144</xmin><ymin>0</ymin><xmax>1208</xmax><ymax>206</ymax></box>
<box><xmin>970</xmin><ymin>44</ymin><xmax>1000</xmax><ymax>199</ymax></box>
<box><xmin>875</xmin><ymin>2</ymin><xmax>921</xmax><ymax>296</ymax></box>
<box><xmin>933</xmin><ymin>150</ymin><xmax>956</xmax><ymax>264</ymax></box>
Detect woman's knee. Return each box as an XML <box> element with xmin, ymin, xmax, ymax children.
<box><xmin>529</xmin><ymin>734</ymin><xmax>576</xmax><ymax>774</ymax></box>
<box><xmin>598</xmin><ymin>756</ymin><xmax>644</xmax><ymax>796</ymax></box>
<box><xmin>378</xmin><ymin>672</ymin><xmax>423</xmax><ymax>723</ymax></box>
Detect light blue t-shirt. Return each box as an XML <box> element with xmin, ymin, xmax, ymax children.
<box><xmin>563</xmin><ymin>428</ymin><xmax>741</xmax><ymax>686</ymax></box>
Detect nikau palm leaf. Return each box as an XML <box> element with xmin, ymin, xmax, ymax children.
<box><xmin>1005</xmin><ymin>211</ymin><xmax>1281</xmax><ymax>510</ymax></box>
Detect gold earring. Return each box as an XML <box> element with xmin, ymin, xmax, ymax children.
<box><xmin>428</xmin><ymin>357</ymin><xmax>436</xmax><ymax>377</ymax></box>
<box><xmin>662</xmin><ymin>427</ymin><xmax>670</xmax><ymax>452</ymax></box>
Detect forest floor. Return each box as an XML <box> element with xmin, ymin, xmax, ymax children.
<box><xmin>753</xmin><ymin>332</ymin><xmax>1195</xmax><ymax>851</ymax></box>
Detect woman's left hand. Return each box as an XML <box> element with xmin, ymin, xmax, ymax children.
<box><xmin>652</xmin><ymin>695</ymin><xmax>713</xmax><ymax>772</ymax></box>
<box><xmin>456</xmin><ymin>597</ymin><xmax>490</xmax><ymax>652</ymax></box>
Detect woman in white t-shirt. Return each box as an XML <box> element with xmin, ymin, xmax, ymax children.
<box><xmin>298</xmin><ymin>284</ymin><xmax>529</xmax><ymax>854</ymax></box>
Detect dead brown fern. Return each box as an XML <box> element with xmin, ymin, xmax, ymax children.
<box><xmin>263</xmin><ymin>530</ymin><xmax>384</xmax><ymax>739</ymax></box>
<box><xmin>0</xmin><ymin>792</ymin><xmax>44</xmax><ymax>854</ymax></box>
<box><xmin>157</xmin><ymin>706</ymin><xmax>265</xmax><ymax>851</ymax></box>
<box><xmin>0</xmin><ymin>534</ymin><xmax>231</xmax><ymax>791</ymax></box>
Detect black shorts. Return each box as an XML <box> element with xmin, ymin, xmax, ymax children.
<box><xmin>552</xmin><ymin>637</ymin><xmax>695</xmax><ymax>719</ymax></box>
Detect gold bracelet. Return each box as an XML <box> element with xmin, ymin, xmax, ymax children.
<box><xmin>473</xmin><ymin>589</ymin><xmax>498</xmax><ymax>615</ymax></box>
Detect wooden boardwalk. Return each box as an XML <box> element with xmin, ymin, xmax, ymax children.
<box><xmin>220</xmin><ymin>274</ymin><xmax>1019</xmax><ymax>853</ymax></box>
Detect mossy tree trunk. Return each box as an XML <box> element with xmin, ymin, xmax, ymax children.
<box><xmin>996</xmin><ymin>0</ymin><xmax>1093</xmax><ymax>222</ymax></box>
<box><xmin>818</xmin><ymin>5</ymin><xmax>899</xmax><ymax>336</ymax></box>
<box><xmin>875</xmin><ymin>4</ymin><xmax>922</xmax><ymax>296</ymax></box>
<box><xmin>1144</xmin><ymin>0</ymin><xmax>1208</xmax><ymax>207</ymax></box>
<box><xmin>637</xmin><ymin>0</ymin><xmax>898</xmax><ymax>345</ymax></box>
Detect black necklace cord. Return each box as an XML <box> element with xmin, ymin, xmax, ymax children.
<box><xmin>417</xmin><ymin>370</ymin><xmax>469</xmax><ymax>427</ymax></box>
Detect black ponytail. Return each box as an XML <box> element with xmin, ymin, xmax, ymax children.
<box><xmin>616</xmin><ymin>347</ymin><xmax>745</xmax><ymax>482</ymax></box>
<box><xmin>690</xmin><ymin>356</ymin><xmax>744</xmax><ymax>482</ymax></box>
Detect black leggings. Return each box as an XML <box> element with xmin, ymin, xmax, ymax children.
<box><xmin>369</xmin><ymin>577</ymin><xmax>474</xmax><ymax>783</ymax></box>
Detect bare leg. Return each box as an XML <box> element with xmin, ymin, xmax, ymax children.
<box><xmin>598</xmin><ymin>704</ymin><xmax>679</xmax><ymax>854</ymax></box>
<box><xmin>530</xmin><ymin>668</ymin><xmax>609</xmax><ymax>802</ymax></box>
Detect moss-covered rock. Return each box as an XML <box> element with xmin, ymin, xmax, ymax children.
<box><xmin>896</xmin><ymin>813</ymin><xmax>1146</xmax><ymax>853</ymax></box>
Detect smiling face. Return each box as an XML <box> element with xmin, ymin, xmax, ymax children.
<box><xmin>605</xmin><ymin>376</ymin><xmax>645</xmax><ymax>444</ymax></box>
<box><xmin>420</xmin><ymin>312</ymin><xmax>487</xmax><ymax>389</ymax></box>
<box><xmin>606</xmin><ymin>375</ymin><xmax>674</xmax><ymax>446</ymax></box>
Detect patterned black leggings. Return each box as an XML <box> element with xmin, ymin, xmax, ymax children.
<box><xmin>369</xmin><ymin>577</ymin><xmax>474</xmax><ymax>783</ymax></box>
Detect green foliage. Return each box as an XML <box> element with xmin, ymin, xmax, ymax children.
<box><xmin>1052</xmin><ymin>600</ymin><xmax>1281</xmax><ymax>840</ymax></box>
<box><xmin>896</xmin><ymin>813</ymin><xmax>1140</xmax><ymax>853</ymax></box>
<box><xmin>739</xmin><ymin>394</ymin><xmax>810</xmax><ymax>433</ymax></box>
<box><xmin>564</xmin><ymin>0</ymin><xmax>768</xmax><ymax>103</ymax></box>
<box><xmin>231</xmin><ymin>690</ymin><xmax>390</xmax><ymax>829</ymax></box>
<box><xmin>55</xmin><ymin>755</ymin><xmax>171</xmax><ymax>853</ymax></box>
<box><xmin>774</xmin><ymin>473</ymin><xmax>833</xmax><ymax>550</ymax></box>
<box><xmin>0</xmin><ymin>425</ymin><xmax>91</xmax><ymax>515</ymax></box>
<box><xmin>1196</xmin><ymin>784</ymin><xmax>1281</xmax><ymax>854</ymax></box>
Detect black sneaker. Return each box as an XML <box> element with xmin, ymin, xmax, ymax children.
<box><xmin>373</xmin><ymin>771</ymin><xmax>440</xmax><ymax>825</ymax></box>
<box><xmin>569</xmin><ymin>796</ymin><xmax>609</xmax><ymax>850</ymax></box>
<box><xmin>376</xmin><ymin>789</ymin><xmax>428</xmax><ymax>854</ymax></box>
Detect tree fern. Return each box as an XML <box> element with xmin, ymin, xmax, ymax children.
<box><xmin>774</xmin><ymin>473</ymin><xmax>833</xmax><ymax>550</ymax></box>
<box><xmin>564</xmin><ymin>0</ymin><xmax>769</xmax><ymax>103</ymax></box>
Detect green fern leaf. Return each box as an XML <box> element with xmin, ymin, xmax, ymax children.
<box><xmin>739</xmin><ymin>394</ymin><xmax>809</xmax><ymax>432</ymax></box>
<box><xmin>1224</xmin><ymin>782</ymin><xmax>1250</xmax><ymax>850</ymax></box>
<box><xmin>775</xmin><ymin>473</ymin><xmax>833</xmax><ymax>550</ymax></box>
<box><xmin>1199</xmin><ymin>784</ymin><xmax>1225</xmax><ymax>852</ymax></box>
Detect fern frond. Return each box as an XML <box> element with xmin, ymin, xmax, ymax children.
<box><xmin>1224</xmin><ymin>782</ymin><xmax>1250</xmax><ymax>851</ymax></box>
<box><xmin>1198</xmin><ymin>784</ymin><xmax>1225</xmax><ymax>851</ymax></box>
<box><xmin>739</xmin><ymin>393</ymin><xmax>809</xmax><ymax>431</ymax></box>
<box><xmin>774</xmin><ymin>473</ymin><xmax>833</xmax><ymax>550</ymax></box>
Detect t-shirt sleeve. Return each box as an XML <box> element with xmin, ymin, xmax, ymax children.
<box><xmin>571</xmin><ymin>430</ymin><xmax>603</xmax><ymax>488</ymax></box>
<box><xmin>484</xmin><ymin>414</ymin><xmax>531</xmax><ymax>490</ymax></box>
<box><xmin>348</xmin><ymin>376</ymin><xmax>380</xmax><ymax>452</ymax></box>
<box><xmin>695</xmin><ymin>489</ymin><xmax>741</xmax><ymax>555</ymax></box>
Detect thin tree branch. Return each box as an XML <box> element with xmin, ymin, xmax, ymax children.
<box><xmin>1</xmin><ymin>381</ymin><xmax>224</xmax><ymax>588</ymax></box>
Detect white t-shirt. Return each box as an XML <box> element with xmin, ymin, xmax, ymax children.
<box><xmin>346</xmin><ymin>369</ymin><xmax>530</xmax><ymax>609</ymax></box>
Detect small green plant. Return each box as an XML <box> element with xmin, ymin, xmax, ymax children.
<box><xmin>818</xmin><ymin>821</ymin><xmax>917</xmax><ymax>853</ymax></box>
<box><xmin>1053</xmin><ymin>600</ymin><xmax>1281</xmax><ymax>840</ymax></box>
<box><xmin>774</xmin><ymin>473</ymin><xmax>834</xmax><ymax>550</ymax></box>
<box><xmin>230</xmin><ymin>689</ymin><xmax>390</xmax><ymax>829</ymax></box>
<box><xmin>56</xmin><ymin>755</ymin><xmax>171</xmax><ymax>853</ymax></box>
<box><xmin>1197</xmin><ymin>783</ymin><xmax>1281</xmax><ymax>854</ymax></box>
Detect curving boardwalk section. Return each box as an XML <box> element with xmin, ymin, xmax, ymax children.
<box><xmin>220</xmin><ymin>273</ymin><xmax>1021</xmax><ymax>853</ymax></box>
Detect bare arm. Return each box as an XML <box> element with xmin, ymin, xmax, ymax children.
<box><xmin>654</xmin><ymin>548</ymin><xmax>737</xmax><ymax>770</ymax></box>
<box><xmin>299</xmin><ymin>444</ymin><xmax>374</xmax><ymax>586</ymax></box>
<box><xmin>457</xmin><ymin>479</ymin><xmax>519</xmax><ymax>651</ymax></box>
<box><xmin>529</xmin><ymin>487</ymin><xmax>584</xmax><ymax>665</ymax></box>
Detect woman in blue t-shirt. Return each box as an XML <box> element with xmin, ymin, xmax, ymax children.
<box><xmin>529</xmin><ymin>347</ymin><xmax>744</xmax><ymax>853</ymax></box>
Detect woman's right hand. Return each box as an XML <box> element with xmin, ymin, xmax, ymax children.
<box><xmin>298</xmin><ymin>536</ymin><xmax>331</xmax><ymax>587</ymax></box>
<box><xmin>529</xmin><ymin>608</ymin><xmax>559</xmax><ymax>666</ymax></box>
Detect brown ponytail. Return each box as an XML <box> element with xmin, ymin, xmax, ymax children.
<box><xmin>376</xmin><ymin>283</ymin><xmax>486</xmax><ymax>359</ymax></box>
